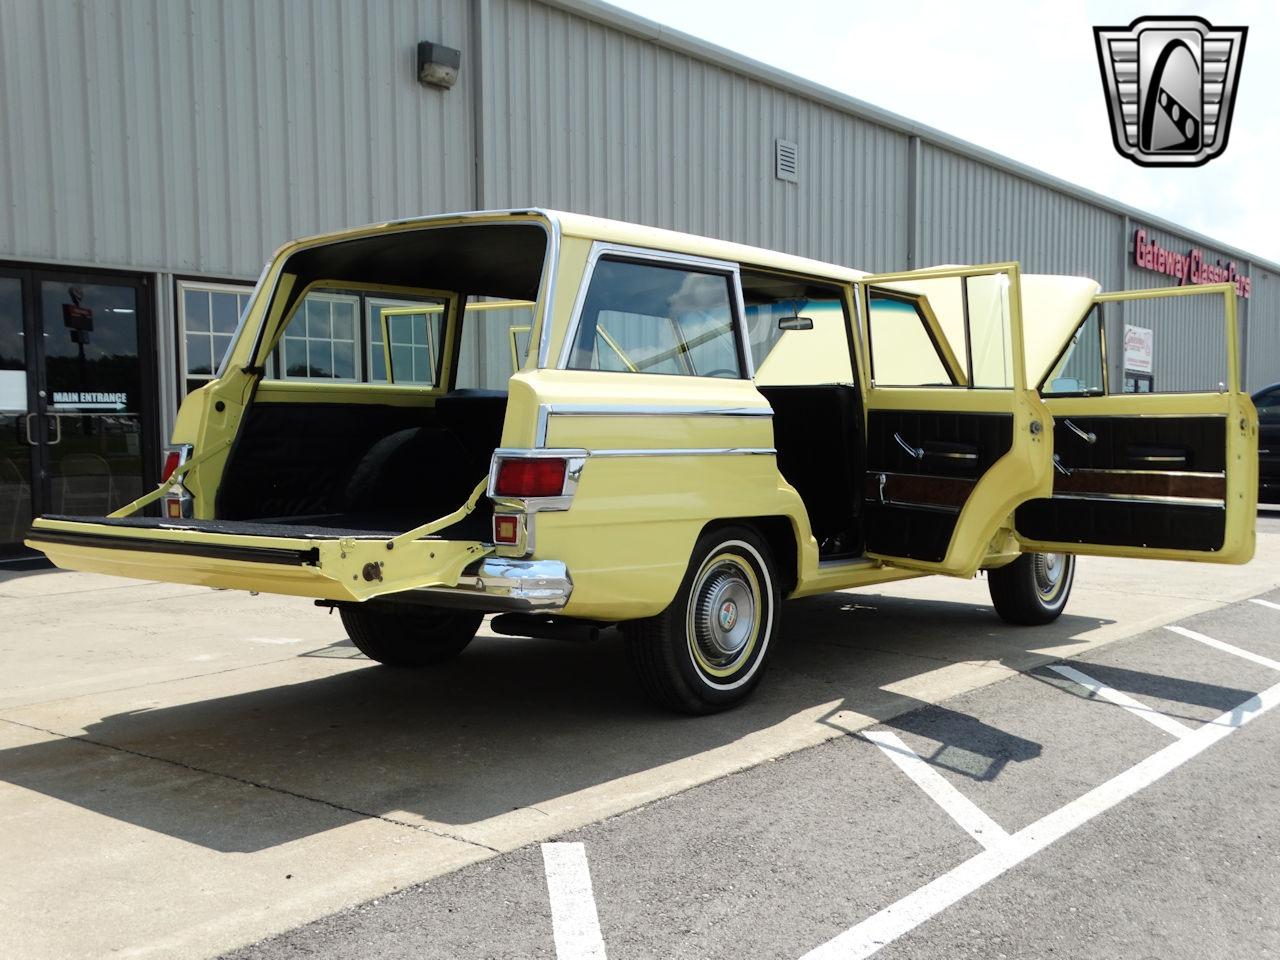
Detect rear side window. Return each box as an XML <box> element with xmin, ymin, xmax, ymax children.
<box><xmin>866</xmin><ymin>293</ymin><xmax>954</xmax><ymax>387</ymax></box>
<box><xmin>566</xmin><ymin>258</ymin><xmax>744</xmax><ymax>378</ymax></box>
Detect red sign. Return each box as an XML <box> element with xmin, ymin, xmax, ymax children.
<box><xmin>1133</xmin><ymin>228</ymin><xmax>1251</xmax><ymax>299</ymax></box>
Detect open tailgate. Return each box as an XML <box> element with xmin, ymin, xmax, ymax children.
<box><xmin>26</xmin><ymin>515</ymin><xmax>490</xmax><ymax>601</ymax></box>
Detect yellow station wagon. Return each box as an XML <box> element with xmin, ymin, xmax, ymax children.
<box><xmin>27</xmin><ymin>210</ymin><xmax>1259</xmax><ymax>713</ymax></box>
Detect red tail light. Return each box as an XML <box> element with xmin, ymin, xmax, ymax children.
<box><xmin>494</xmin><ymin>457</ymin><xmax>567</xmax><ymax>498</ymax></box>
<box><xmin>161</xmin><ymin>449</ymin><xmax>183</xmax><ymax>482</ymax></box>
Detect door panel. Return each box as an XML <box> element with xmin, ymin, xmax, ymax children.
<box><xmin>857</xmin><ymin>263</ymin><xmax>1052</xmax><ymax>575</ymax></box>
<box><xmin>863</xmin><ymin>409</ymin><xmax>1014</xmax><ymax>563</ymax></box>
<box><xmin>1019</xmin><ymin>283</ymin><xmax>1255</xmax><ymax>564</ymax></box>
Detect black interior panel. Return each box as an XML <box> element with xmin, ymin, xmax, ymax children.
<box><xmin>1016</xmin><ymin>499</ymin><xmax>1225</xmax><ymax>551</ymax></box>
<box><xmin>863</xmin><ymin>410</ymin><xmax>1013</xmax><ymax>562</ymax></box>
<box><xmin>758</xmin><ymin>385</ymin><xmax>863</xmax><ymax>558</ymax></box>
<box><xmin>1018</xmin><ymin>413</ymin><xmax>1228</xmax><ymax>549</ymax></box>
<box><xmin>217</xmin><ymin>395</ymin><xmax>507</xmax><ymax>534</ymax></box>
<box><xmin>1051</xmin><ymin>415</ymin><xmax>1225</xmax><ymax>472</ymax></box>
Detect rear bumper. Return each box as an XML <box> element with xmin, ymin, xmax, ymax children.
<box><xmin>399</xmin><ymin>558</ymin><xmax>573</xmax><ymax>612</ymax></box>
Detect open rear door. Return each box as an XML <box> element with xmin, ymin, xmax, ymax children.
<box><xmin>855</xmin><ymin>263</ymin><xmax>1053</xmax><ymax>575</ymax></box>
<box><xmin>1017</xmin><ymin>282</ymin><xmax>1257</xmax><ymax>564</ymax></box>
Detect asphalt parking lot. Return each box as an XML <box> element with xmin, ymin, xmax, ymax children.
<box><xmin>3</xmin><ymin>507</ymin><xmax>1279</xmax><ymax>960</ymax></box>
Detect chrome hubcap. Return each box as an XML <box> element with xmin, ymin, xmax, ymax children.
<box><xmin>692</xmin><ymin>566</ymin><xmax>756</xmax><ymax>668</ymax></box>
<box><xmin>1033</xmin><ymin>552</ymin><xmax>1066</xmax><ymax>599</ymax></box>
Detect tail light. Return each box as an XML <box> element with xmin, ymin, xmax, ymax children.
<box><xmin>161</xmin><ymin>445</ymin><xmax>193</xmax><ymax>519</ymax></box>
<box><xmin>493</xmin><ymin>457</ymin><xmax>567</xmax><ymax>498</ymax></box>
<box><xmin>161</xmin><ymin>449</ymin><xmax>183</xmax><ymax>482</ymax></box>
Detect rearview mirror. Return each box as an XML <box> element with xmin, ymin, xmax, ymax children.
<box><xmin>777</xmin><ymin>315</ymin><xmax>813</xmax><ymax>331</ymax></box>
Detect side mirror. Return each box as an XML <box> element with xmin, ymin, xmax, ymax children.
<box><xmin>777</xmin><ymin>315</ymin><xmax>813</xmax><ymax>331</ymax></box>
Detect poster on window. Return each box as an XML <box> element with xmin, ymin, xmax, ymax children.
<box><xmin>1123</xmin><ymin>324</ymin><xmax>1154</xmax><ymax>374</ymax></box>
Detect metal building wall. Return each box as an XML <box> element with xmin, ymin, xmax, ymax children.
<box><xmin>1247</xmin><ymin>268</ymin><xmax>1280</xmax><ymax>392</ymax></box>
<box><xmin>916</xmin><ymin>145</ymin><xmax>1124</xmax><ymax>287</ymax></box>
<box><xmin>0</xmin><ymin>0</ymin><xmax>475</xmax><ymax>279</ymax></box>
<box><xmin>478</xmin><ymin>0</ymin><xmax>909</xmax><ymax>271</ymax></box>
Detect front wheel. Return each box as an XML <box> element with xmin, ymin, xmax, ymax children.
<box><xmin>987</xmin><ymin>552</ymin><xmax>1076</xmax><ymax>625</ymax></box>
<box><xmin>621</xmin><ymin>526</ymin><xmax>781</xmax><ymax>714</ymax></box>
<box><xmin>339</xmin><ymin>602</ymin><xmax>483</xmax><ymax>667</ymax></box>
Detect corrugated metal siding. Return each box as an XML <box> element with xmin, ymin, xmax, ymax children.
<box><xmin>917</xmin><ymin>145</ymin><xmax>1124</xmax><ymax>287</ymax></box>
<box><xmin>479</xmin><ymin>0</ymin><xmax>908</xmax><ymax>271</ymax></box>
<box><xmin>1247</xmin><ymin>268</ymin><xmax>1280</xmax><ymax>392</ymax></box>
<box><xmin>0</xmin><ymin>0</ymin><xmax>474</xmax><ymax>278</ymax></box>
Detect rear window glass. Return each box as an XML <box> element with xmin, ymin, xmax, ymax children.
<box><xmin>567</xmin><ymin>259</ymin><xmax>743</xmax><ymax>378</ymax></box>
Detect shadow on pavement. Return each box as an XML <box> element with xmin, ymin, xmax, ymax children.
<box><xmin>1</xmin><ymin>590</ymin><xmax>1129</xmax><ymax>852</ymax></box>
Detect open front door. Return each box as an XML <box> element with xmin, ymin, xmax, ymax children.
<box><xmin>1017</xmin><ymin>282</ymin><xmax>1256</xmax><ymax>564</ymax></box>
<box><xmin>856</xmin><ymin>263</ymin><xmax>1053</xmax><ymax>575</ymax></box>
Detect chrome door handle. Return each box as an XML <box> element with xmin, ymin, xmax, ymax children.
<box><xmin>1063</xmin><ymin>419</ymin><xmax>1096</xmax><ymax>444</ymax></box>
<box><xmin>894</xmin><ymin>432</ymin><xmax>925</xmax><ymax>460</ymax></box>
<box><xmin>1053</xmin><ymin>454</ymin><xmax>1073</xmax><ymax>476</ymax></box>
<box><xmin>47</xmin><ymin>413</ymin><xmax>62</xmax><ymax>446</ymax></box>
<box><xmin>22</xmin><ymin>413</ymin><xmax>38</xmax><ymax>445</ymax></box>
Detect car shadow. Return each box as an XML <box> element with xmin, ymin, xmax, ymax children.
<box><xmin>0</xmin><ymin>590</ymin><xmax>1236</xmax><ymax>853</ymax></box>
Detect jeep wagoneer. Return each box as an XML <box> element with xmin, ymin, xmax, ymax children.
<box><xmin>27</xmin><ymin>210</ymin><xmax>1259</xmax><ymax>713</ymax></box>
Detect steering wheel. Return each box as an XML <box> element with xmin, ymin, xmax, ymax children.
<box><xmin>703</xmin><ymin>368</ymin><xmax>740</xmax><ymax>378</ymax></box>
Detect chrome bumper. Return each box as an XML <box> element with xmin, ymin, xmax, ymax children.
<box><xmin>404</xmin><ymin>558</ymin><xmax>573</xmax><ymax>612</ymax></box>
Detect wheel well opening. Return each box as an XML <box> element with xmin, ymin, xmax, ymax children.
<box><xmin>701</xmin><ymin>516</ymin><xmax>799</xmax><ymax>597</ymax></box>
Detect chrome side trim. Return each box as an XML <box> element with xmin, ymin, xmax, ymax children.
<box><xmin>589</xmin><ymin>447</ymin><xmax>775</xmax><ymax>457</ymax></box>
<box><xmin>1048</xmin><ymin>492</ymin><xmax>1226</xmax><ymax>507</ymax></box>
<box><xmin>547</xmin><ymin>403</ymin><xmax>773</xmax><ymax>418</ymax></box>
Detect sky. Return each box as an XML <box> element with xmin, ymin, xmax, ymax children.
<box><xmin>608</xmin><ymin>0</ymin><xmax>1278</xmax><ymax>263</ymax></box>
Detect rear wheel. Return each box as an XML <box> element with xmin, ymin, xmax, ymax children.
<box><xmin>987</xmin><ymin>551</ymin><xmax>1075</xmax><ymax>625</ymax></box>
<box><xmin>339</xmin><ymin>602</ymin><xmax>483</xmax><ymax>667</ymax></box>
<box><xmin>621</xmin><ymin>526</ymin><xmax>781</xmax><ymax>714</ymax></box>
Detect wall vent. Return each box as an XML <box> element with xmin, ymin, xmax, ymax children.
<box><xmin>775</xmin><ymin>138</ymin><xmax>799</xmax><ymax>183</ymax></box>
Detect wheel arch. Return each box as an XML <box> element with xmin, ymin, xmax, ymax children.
<box><xmin>698</xmin><ymin>514</ymin><xmax>800</xmax><ymax>597</ymax></box>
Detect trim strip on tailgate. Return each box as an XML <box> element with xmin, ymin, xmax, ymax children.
<box><xmin>27</xmin><ymin>529</ymin><xmax>320</xmax><ymax>566</ymax></box>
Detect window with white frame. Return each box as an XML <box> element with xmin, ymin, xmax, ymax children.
<box><xmin>367</xmin><ymin>298</ymin><xmax>447</xmax><ymax>385</ymax></box>
<box><xmin>179</xmin><ymin>280</ymin><xmax>253</xmax><ymax>395</ymax></box>
<box><xmin>277</xmin><ymin>292</ymin><xmax>361</xmax><ymax>380</ymax></box>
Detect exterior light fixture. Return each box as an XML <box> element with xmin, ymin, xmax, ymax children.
<box><xmin>417</xmin><ymin>41</ymin><xmax>460</xmax><ymax>89</ymax></box>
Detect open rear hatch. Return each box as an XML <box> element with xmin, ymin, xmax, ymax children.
<box><xmin>26</xmin><ymin>482</ymin><xmax>493</xmax><ymax>602</ymax></box>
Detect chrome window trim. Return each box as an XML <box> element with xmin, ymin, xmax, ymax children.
<box><xmin>534</xmin><ymin>211</ymin><xmax>562</xmax><ymax>368</ymax></box>
<box><xmin>555</xmin><ymin>241</ymin><xmax>755</xmax><ymax>379</ymax></box>
<box><xmin>1061</xmin><ymin>467</ymin><xmax>1225</xmax><ymax>479</ymax></box>
<box><xmin>534</xmin><ymin>401</ymin><xmax>773</xmax><ymax>447</ymax></box>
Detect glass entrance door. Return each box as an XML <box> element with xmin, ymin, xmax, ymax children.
<box><xmin>0</xmin><ymin>273</ymin><xmax>36</xmax><ymax>559</ymax></box>
<box><xmin>0</xmin><ymin>267</ymin><xmax>157</xmax><ymax>560</ymax></box>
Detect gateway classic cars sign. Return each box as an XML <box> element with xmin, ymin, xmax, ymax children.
<box><xmin>1133</xmin><ymin>227</ymin><xmax>1252</xmax><ymax>298</ymax></box>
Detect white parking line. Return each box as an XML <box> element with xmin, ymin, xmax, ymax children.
<box><xmin>1165</xmin><ymin>625</ymin><xmax>1280</xmax><ymax>672</ymax></box>
<box><xmin>863</xmin><ymin>730</ymin><xmax>1009</xmax><ymax>848</ymax></box>
<box><xmin>542</xmin><ymin>842</ymin><xmax>608</xmax><ymax>960</ymax></box>
<box><xmin>801</xmin><ymin>678</ymin><xmax>1280</xmax><ymax>960</ymax></box>
<box><xmin>1048</xmin><ymin>663</ymin><xmax>1192</xmax><ymax>739</ymax></box>
<box><xmin>1249</xmin><ymin>598</ymin><xmax>1280</xmax><ymax>612</ymax></box>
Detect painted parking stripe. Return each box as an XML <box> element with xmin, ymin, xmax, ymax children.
<box><xmin>801</xmin><ymin>678</ymin><xmax>1280</xmax><ymax>960</ymax></box>
<box><xmin>1249</xmin><ymin>598</ymin><xmax>1280</xmax><ymax>612</ymax></box>
<box><xmin>1165</xmin><ymin>625</ymin><xmax>1280</xmax><ymax>672</ymax></box>
<box><xmin>542</xmin><ymin>842</ymin><xmax>608</xmax><ymax>960</ymax></box>
<box><xmin>1048</xmin><ymin>663</ymin><xmax>1192</xmax><ymax>738</ymax></box>
<box><xmin>864</xmin><ymin>730</ymin><xmax>1009</xmax><ymax>848</ymax></box>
